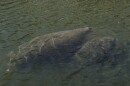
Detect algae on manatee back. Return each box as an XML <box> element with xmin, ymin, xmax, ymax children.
<box><xmin>8</xmin><ymin>27</ymin><xmax>92</xmax><ymax>71</ymax></box>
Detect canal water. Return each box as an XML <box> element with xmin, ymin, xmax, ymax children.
<box><xmin>0</xmin><ymin>0</ymin><xmax>130</xmax><ymax>86</ymax></box>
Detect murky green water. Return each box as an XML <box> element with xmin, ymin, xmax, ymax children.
<box><xmin>0</xmin><ymin>0</ymin><xmax>130</xmax><ymax>86</ymax></box>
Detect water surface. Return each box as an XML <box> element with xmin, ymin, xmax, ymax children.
<box><xmin>0</xmin><ymin>0</ymin><xmax>130</xmax><ymax>86</ymax></box>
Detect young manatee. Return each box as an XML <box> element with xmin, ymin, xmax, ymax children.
<box><xmin>8</xmin><ymin>27</ymin><xmax>92</xmax><ymax>71</ymax></box>
<box><xmin>75</xmin><ymin>37</ymin><xmax>117</xmax><ymax>65</ymax></box>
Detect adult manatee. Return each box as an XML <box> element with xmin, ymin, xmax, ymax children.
<box><xmin>75</xmin><ymin>37</ymin><xmax>117</xmax><ymax>65</ymax></box>
<box><xmin>8</xmin><ymin>27</ymin><xmax>92</xmax><ymax>70</ymax></box>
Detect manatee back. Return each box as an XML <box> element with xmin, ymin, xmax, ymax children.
<box><xmin>8</xmin><ymin>27</ymin><xmax>92</xmax><ymax>70</ymax></box>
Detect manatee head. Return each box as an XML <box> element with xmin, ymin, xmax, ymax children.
<box><xmin>75</xmin><ymin>37</ymin><xmax>117</xmax><ymax>65</ymax></box>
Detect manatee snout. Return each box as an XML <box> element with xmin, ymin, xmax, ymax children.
<box><xmin>99</xmin><ymin>37</ymin><xmax>117</xmax><ymax>52</ymax></box>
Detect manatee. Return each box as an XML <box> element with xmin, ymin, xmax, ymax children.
<box><xmin>8</xmin><ymin>27</ymin><xmax>92</xmax><ymax>70</ymax></box>
<box><xmin>75</xmin><ymin>37</ymin><xmax>117</xmax><ymax>65</ymax></box>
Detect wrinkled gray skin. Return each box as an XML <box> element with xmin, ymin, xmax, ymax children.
<box><xmin>8</xmin><ymin>27</ymin><xmax>92</xmax><ymax>71</ymax></box>
<box><xmin>75</xmin><ymin>37</ymin><xmax>117</xmax><ymax>65</ymax></box>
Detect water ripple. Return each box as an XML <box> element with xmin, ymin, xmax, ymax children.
<box><xmin>0</xmin><ymin>0</ymin><xmax>28</xmax><ymax>11</ymax></box>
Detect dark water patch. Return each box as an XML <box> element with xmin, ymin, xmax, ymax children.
<box><xmin>16</xmin><ymin>32</ymin><xmax>32</xmax><ymax>41</ymax></box>
<box><xmin>0</xmin><ymin>1</ymin><xmax>16</xmax><ymax>6</ymax></box>
<box><xmin>0</xmin><ymin>16</ymin><xmax>37</xmax><ymax>32</ymax></box>
<box><xmin>0</xmin><ymin>0</ymin><xmax>28</xmax><ymax>11</ymax></box>
<box><xmin>0</xmin><ymin>15</ymin><xmax>20</xmax><ymax>24</ymax></box>
<box><xmin>63</xmin><ymin>67</ymin><xmax>84</xmax><ymax>82</ymax></box>
<box><xmin>0</xmin><ymin>6</ymin><xmax>24</xmax><ymax>16</ymax></box>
